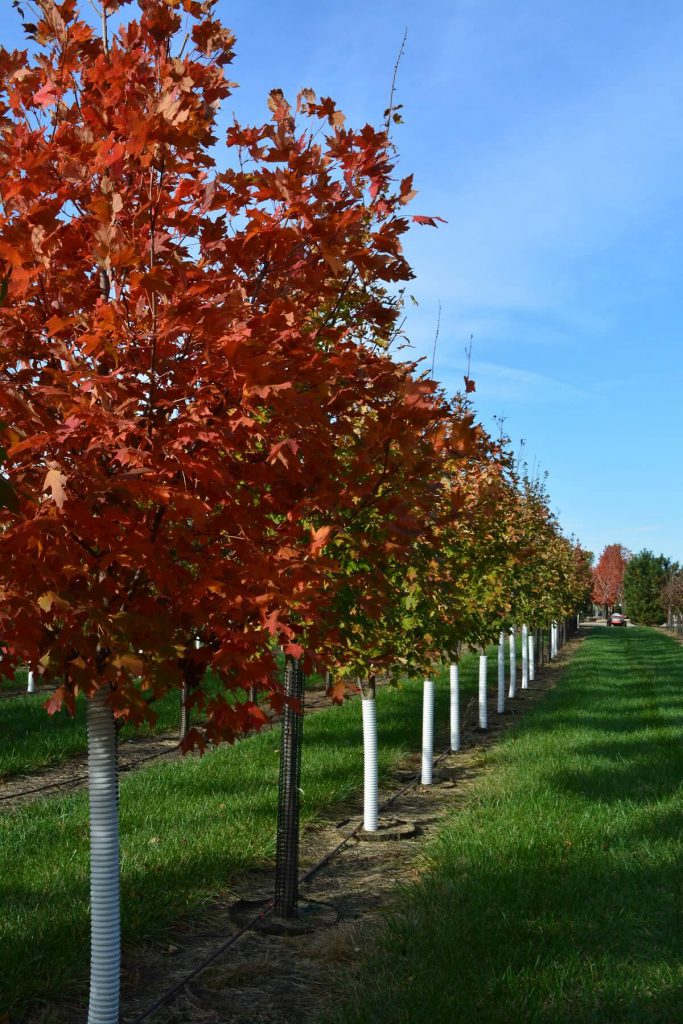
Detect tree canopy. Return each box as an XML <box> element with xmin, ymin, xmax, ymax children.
<box><xmin>0</xmin><ymin>0</ymin><xmax>590</xmax><ymax>743</ymax></box>
<box><xmin>592</xmin><ymin>543</ymin><xmax>630</xmax><ymax>611</ymax></box>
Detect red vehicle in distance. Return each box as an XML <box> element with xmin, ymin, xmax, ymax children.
<box><xmin>607</xmin><ymin>613</ymin><xmax>627</xmax><ymax>627</ymax></box>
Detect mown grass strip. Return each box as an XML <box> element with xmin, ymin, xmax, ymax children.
<box><xmin>1</xmin><ymin>647</ymin><xmax>495</xmax><ymax>1019</ymax></box>
<box><xmin>0</xmin><ymin>664</ymin><xmax>324</xmax><ymax>781</ymax></box>
<box><xmin>318</xmin><ymin>626</ymin><xmax>683</xmax><ymax>1024</ymax></box>
<box><xmin>0</xmin><ymin>683</ymin><xmax>185</xmax><ymax>781</ymax></box>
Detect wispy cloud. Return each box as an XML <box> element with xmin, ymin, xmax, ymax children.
<box><xmin>402</xmin><ymin>3</ymin><xmax>683</xmax><ymax>329</ymax></box>
<box><xmin>443</xmin><ymin>359</ymin><xmax>594</xmax><ymax>405</ymax></box>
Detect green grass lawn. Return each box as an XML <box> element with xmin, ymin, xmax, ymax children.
<box><xmin>1</xmin><ymin>645</ymin><xmax>504</xmax><ymax>1020</ymax></box>
<box><xmin>0</xmin><ymin>663</ymin><xmax>326</xmax><ymax>781</ymax></box>
<box><xmin>0</xmin><ymin>686</ymin><xmax>189</xmax><ymax>781</ymax></box>
<box><xmin>318</xmin><ymin>626</ymin><xmax>683</xmax><ymax>1024</ymax></box>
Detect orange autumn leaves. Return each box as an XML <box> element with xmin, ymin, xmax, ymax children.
<box><xmin>0</xmin><ymin>1</ymin><xmax>587</xmax><ymax>746</ymax></box>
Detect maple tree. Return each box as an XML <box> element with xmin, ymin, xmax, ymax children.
<box><xmin>395</xmin><ymin>398</ymin><xmax>513</xmax><ymax>666</ymax></box>
<box><xmin>0</xmin><ymin>0</ymin><xmax>459</xmax><ymax>1017</ymax></box>
<box><xmin>592</xmin><ymin>543</ymin><xmax>631</xmax><ymax>613</ymax></box>
<box><xmin>0</xmin><ymin>0</ymin><xmax>592</xmax><ymax>752</ymax></box>
<box><xmin>509</xmin><ymin>498</ymin><xmax>592</xmax><ymax>633</ymax></box>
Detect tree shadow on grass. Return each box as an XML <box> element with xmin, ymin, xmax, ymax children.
<box><xmin>353</xmin><ymin>845</ymin><xmax>683</xmax><ymax>1024</ymax></box>
<box><xmin>551</xmin><ymin>739</ymin><xmax>683</xmax><ymax>804</ymax></box>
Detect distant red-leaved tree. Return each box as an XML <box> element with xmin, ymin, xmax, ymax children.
<box><xmin>592</xmin><ymin>543</ymin><xmax>631</xmax><ymax>610</ymax></box>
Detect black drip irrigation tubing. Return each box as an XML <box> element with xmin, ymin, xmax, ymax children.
<box><xmin>128</xmin><ymin>725</ymin><xmax>474</xmax><ymax>1024</ymax></box>
<box><xmin>0</xmin><ymin>743</ymin><xmax>180</xmax><ymax>804</ymax></box>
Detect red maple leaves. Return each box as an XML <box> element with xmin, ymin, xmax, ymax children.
<box><xmin>0</xmin><ymin>1</ymin><xmax>589</xmax><ymax>745</ymax></box>
<box><xmin>0</xmin><ymin>0</ymin><xmax>458</xmax><ymax>743</ymax></box>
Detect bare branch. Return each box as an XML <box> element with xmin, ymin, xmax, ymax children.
<box><xmin>384</xmin><ymin>28</ymin><xmax>408</xmax><ymax>136</ymax></box>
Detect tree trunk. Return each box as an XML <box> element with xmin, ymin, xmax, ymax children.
<box><xmin>449</xmin><ymin>662</ymin><xmax>460</xmax><ymax>751</ymax></box>
<box><xmin>360</xmin><ymin>675</ymin><xmax>378</xmax><ymax>831</ymax></box>
<box><xmin>274</xmin><ymin>655</ymin><xmax>305</xmax><ymax>920</ymax></box>
<box><xmin>497</xmin><ymin>632</ymin><xmax>505</xmax><ymax>713</ymax></box>
<box><xmin>421</xmin><ymin>677</ymin><xmax>435</xmax><ymax>785</ymax></box>
<box><xmin>86</xmin><ymin>687</ymin><xmax>120</xmax><ymax>1024</ymax></box>
<box><xmin>528</xmin><ymin>631</ymin><xmax>536</xmax><ymax>682</ymax></box>
<box><xmin>179</xmin><ymin>677</ymin><xmax>189</xmax><ymax>743</ymax></box>
<box><xmin>508</xmin><ymin>627</ymin><xmax>517</xmax><ymax>698</ymax></box>
<box><xmin>478</xmin><ymin>652</ymin><xmax>488</xmax><ymax>730</ymax></box>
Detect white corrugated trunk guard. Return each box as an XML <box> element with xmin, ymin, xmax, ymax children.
<box><xmin>449</xmin><ymin>662</ymin><xmax>460</xmax><ymax>752</ymax></box>
<box><xmin>521</xmin><ymin>624</ymin><xmax>529</xmax><ymax>690</ymax></box>
<box><xmin>497</xmin><ymin>632</ymin><xmax>505</xmax><ymax>713</ymax></box>
<box><xmin>478</xmin><ymin>654</ymin><xmax>488</xmax><ymax>730</ymax></box>
<box><xmin>508</xmin><ymin>627</ymin><xmax>517</xmax><ymax>699</ymax></box>
<box><xmin>421</xmin><ymin>678</ymin><xmax>434</xmax><ymax>785</ymax></box>
<box><xmin>528</xmin><ymin>632</ymin><xmax>536</xmax><ymax>682</ymax></box>
<box><xmin>361</xmin><ymin>694</ymin><xmax>379</xmax><ymax>831</ymax></box>
<box><xmin>27</xmin><ymin>668</ymin><xmax>35</xmax><ymax>694</ymax></box>
<box><xmin>86</xmin><ymin>687</ymin><xmax>120</xmax><ymax>1024</ymax></box>
<box><xmin>551</xmin><ymin>621</ymin><xmax>557</xmax><ymax>658</ymax></box>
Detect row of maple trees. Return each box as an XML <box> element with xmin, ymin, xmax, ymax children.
<box><xmin>0</xmin><ymin>0</ymin><xmax>591</xmax><ymax>748</ymax></box>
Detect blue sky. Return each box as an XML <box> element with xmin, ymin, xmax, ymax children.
<box><xmin>6</xmin><ymin>2</ymin><xmax>683</xmax><ymax>563</ymax></box>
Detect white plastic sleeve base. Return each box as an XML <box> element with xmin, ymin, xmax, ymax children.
<box><xmin>475</xmin><ymin>655</ymin><xmax>485</xmax><ymax>729</ymax></box>
<box><xmin>27</xmin><ymin>669</ymin><xmax>35</xmax><ymax>694</ymax></box>
<box><xmin>508</xmin><ymin>628</ymin><xmax>517</xmax><ymax>699</ymax></box>
<box><xmin>449</xmin><ymin>663</ymin><xmax>460</xmax><ymax>752</ymax></box>
<box><xmin>497</xmin><ymin>632</ymin><xmax>505</xmax><ymax>714</ymax></box>
<box><xmin>361</xmin><ymin>696</ymin><xmax>379</xmax><ymax>831</ymax></box>
<box><xmin>479</xmin><ymin>655</ymin><xmax>488</xmax><ymax>730</ymax></box>
<box><xmin>421</xmin><ymin>679</ymin><xmax>435</xmax><ymax>785</ymax></box>
<box><xmin>86</xmin><ymin>687</ymin><xmax>121</xmax><ymax>1024</ymax></box>
<box><xmin>529</xmin><ymin>633</ymin><xmax>536</xmax><ymax>682</ymax></box>
<box><xmin>521</xmin><ymin>624</ymin><xmax>529</xmax><ymax>690</ymax></box>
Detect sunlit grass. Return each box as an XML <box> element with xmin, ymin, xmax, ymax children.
<box><xmin>0</xmin><ymin>683</ymin><xmax>185</xmax><ymax>780</ymax></box>
<box><xmin>318</xmin><ymin>626</ymin><xmax>683</xmax><ymax>1024</ymax></box>
<box><xmin>0</xmin><ymin>664</ymin><xmax>338</xmax><ymax>781</ymax></box>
